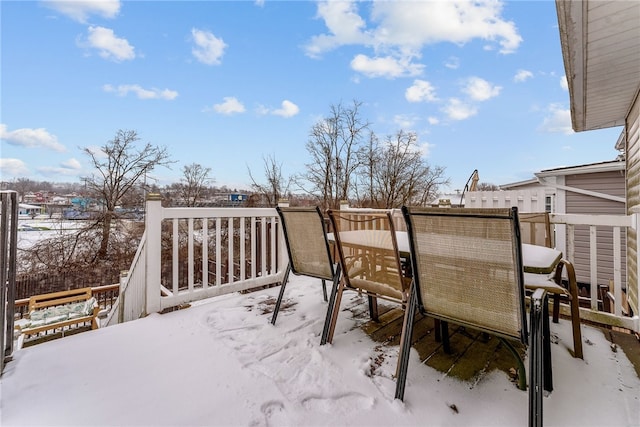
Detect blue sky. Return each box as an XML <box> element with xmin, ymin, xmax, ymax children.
<box><xmin>0</xmin><ymin>0</ymin><xmax>623</xmax><ymax>193</ymax></box>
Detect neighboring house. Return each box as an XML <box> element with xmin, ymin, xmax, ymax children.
<box><xmin>556</xmin><ymin>0</ymin><xmax>640</xmax><ymax>316</ymax></box>
<box><xmin>473</xmin><ymin>159</ymin><xmax>626</xmax><ymax>289</ymax></box>
<box><xmin>18</xmin><ymin>203</ymin><xmax>42</xmax><ymax>218</ymax></box>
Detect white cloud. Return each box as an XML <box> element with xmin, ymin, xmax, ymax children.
<box><xmin>560</xmin><ymin>75</ymin><xmax>569</xmax><ymax>91</ymax></box>
<box><xmin>36</xmin><ymin>158</ymin><xmax>83</xmax><ymax>177</ymax></box>
<box><xmin>0</xmin><ymin>124</ymin><xmax>66</xmax><ymax>152</ymax></box>
<box><xmin>81</xmin><ymin>26</ymin><xmax>135</xmax><ymax>62</ymax></box>
<box><xmin>443</xmin><ymin>98</ymin><xmax>478</xmax><ymax>121</ymax></box>
<box><xmin>514</xmin><ymin>69</ymin><xmax>533</xmax><ymax>82</ymax></box>
<box><xmin>257</xmin><ymin>101</ymin><xmax>300</xmax><ymax>118</ymax></box>
<box><xmin>61</xmin><ymin>158</ymin><xmax>82</xmax><ymax>170</ymax></box>
<box><xmin>405</xmin><ymin>79</ymin><xmax>438</xmax><ymax>103</ymax></box>
<box><xmin>393</xmin><ymin>114</ymin><xmax>417</xmax><ymax>129</ymax></box>
<box><xmin>211</xmin><ymin>97</ymin><xmax>245</xmax><ymax>115</ymax></box>
<box><xmin>272</xmin><ymin>100</ymin><xmax>300</xmax><ymax>118</ymax></box>
<box><xmin>191</xmin><ymin>29</ymin><xmax>227</xmax><ymax>65</ymax></box>
<box><xmin>0</xmin><ymin>158</ymin><xmax>29</xmax><ymax>177</ymax></box>
<box><xmin>85</xmin><ymin>145</ymin><xmax>108</xmax><ymax>159</ymax></box>
<box><xmin>305</xmin><ymin>0</ymin><xmax>522</xmax><ymax>58</ymax></box>
<box><xmin>43</xmin><ymin>0</ymin><xmax>120</xmax><ymax>23</ymax></box>
<box><xmin>539</xmin><ymin>104</ymin><xmax>574</xmax><ymax>135</ymax></box>
<box><xmin>350</xmin><ymin>54</ymin><xmax>423</xmax><ymax>78</ymax></box>
<box><xmin>444</xmin><ymin>56</ymin><xmax>460</xmax><ymax>70</ymax></box>
<box><xmin>304</xmin><ymin>1</ymin><xmax>370</xmax><ymax>58</ymax></box>
<box><xmin>417</xmin><ymin>142</ymin><xmax>433</xmax><ymax>158</ymax></box>
<box><xmin>427</xmin><ymin>117</ymin><xmax>440</xmax><ymax>125</ymax></box>
<box><xmin>462</xmin><ymin>77</ymin><xmax>501</xmax><ymax>101</ymax></box>
<box><xmin>103</xmin><ymin>84</ymin><xmax>178</xmax><ymax>100</ymax></box>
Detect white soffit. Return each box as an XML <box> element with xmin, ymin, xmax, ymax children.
<box><xmin>556</xmin><ymin>0</ymin><xmax>640</xmax><ymax>132</ymax></box>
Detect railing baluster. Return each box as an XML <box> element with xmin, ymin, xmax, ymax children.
<box><xmin>240</xmin><ymin>218</ymin><xmax>246</xmax><ymax>281</ymax></box>
<box><xmin>216</xmin><ymin>217</ymin><xmax>221</xmax><ymax>286</ymax></box>
<box><xmin>613</xmin><ymin>227</ymin><xmax>622</xmax><ymax>316</ymax></box>
<box><xmin>589</xmin><ymin>225</ymin><xmax>598</xmax><ymax>310</ymax></box>
<box><xmin>227</xmin><ymin>217</ymin><xmax>234</xmax><ymax>283</ymax></box>
<box><xmin>202</xmin><ymin>218</ymin><xmax>209</xmax><ymax>288</ymax></box>
<box><xmin>188</xmin><ymin>218</ymin><xmax>194</xmax><ymax>291</ymax></box>
<box><xmin>251</xmin><ymin>217</ymin><xmax>257</xmax><ymax>278</ymax></box>
<box><xmin>261</xmin><ymin>217</ymin><xmax>267</xmax><ymax>276</ymax></box>
<box><xmin>172</xmin><ymin>219</ymin><xmax>179</xmax><ymax>294</ymax></box>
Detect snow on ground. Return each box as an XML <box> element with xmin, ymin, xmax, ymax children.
<box><xmin>1</xmin><ymin>275</ymin><xmax>639</xmax><ymax>426</ymax></box>
<box><xmin>16</xmin><ymin>217</ymin><xmax>86</xmax><ymax>250</ymax></box>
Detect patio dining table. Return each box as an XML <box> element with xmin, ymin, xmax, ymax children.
<box><xmin>327</xmin><ymin>230</ymin><xmax>563</xmax><ymax>276</ymax></box>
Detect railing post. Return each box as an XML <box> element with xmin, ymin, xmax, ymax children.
<box><xmin>118</xmin><ymin>270</ymin><xmax>128</xmax><ymax>323</ymax></box>
<box><xmin>145</xmin><ymin>194</ymin><xmax>163</xmax><ymax>315</ymax></box>
<box><xmin>339</xmin><ymin>200</ymin><xmax>349</xmax><ymax>210</ymax></box>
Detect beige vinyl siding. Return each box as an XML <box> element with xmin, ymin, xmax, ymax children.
<box><xmin>626</xmin><ymin>93</ymin><xmax>640</xmax><ymax>314</ymax></box>
<box><xmin>565</xmin><ymin>171</ymin><xmax>627</xmax><ymax>288</ymax></box>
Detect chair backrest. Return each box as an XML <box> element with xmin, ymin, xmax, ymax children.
<box><xmin>327</xmin><ymin>209</ymin><xmax>408</xmax><ymax>303</ymax></box>
<box><xmin>276</xmin><ymin>206</ymin><xmax>335</xmax><ymax>281</ymax></box>
<box><xmin>519</xmin><ymin>212</ymin><xmax>553</xmax><ymax>248</ymax></box>
<box><xmin>402</xmin><ymin>206</ymin><xmax>527</xmax><ymax>343</ymax></box>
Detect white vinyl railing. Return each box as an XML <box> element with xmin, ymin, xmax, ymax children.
<box><xmin>550</xmin><ymin>212</ymin><xmax>636</xmax><ymax>329</ymax></box>
<box><xmin>104</xmin><ymin>230</ymin><xmax>148</xmax><ymax>326</ymax></box>
<box><xmin>339</xmin><ymin>203</ymin><xmax>639</xmax><ymax>333</ymax></box>
<box><xmin>111</xmin><ymin>196</ymin><xmax>638</xmax><ymax>333</ymax></box>
<box><xmin>138</xmin><ymin>195</ymin><xmax>286</xmax><ymax>315</ymax></box>
<box><xmin>464</xmin><ymin>190</ymin><xmax>638</xmax><ymax>330</ymax></box>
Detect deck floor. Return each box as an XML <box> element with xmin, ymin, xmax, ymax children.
<box><xmin>339</xmin><ymin>297</ymin><xmax>640</xmax><ymax>384</ymax></box>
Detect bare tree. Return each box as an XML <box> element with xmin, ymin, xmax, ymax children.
<box><xmin>300</xmin><ymin>100</ymin><xmax>369</xmax><ymax>210</ymax></box>
<box><xmin>476</xmin><ymin>182</ymin><xmax>500</xmax><ymax>191</ymax></box>
<box><xmin>362</xmin><ymin>130</ymin><xmax>449</xmax><ymax>208</ymax></box>
<box><xmin>357</xmin><ymin>131</ymin><xmax>383</xmax><ymax>206</ymax></box>
<box><xmin>83</xmin><ymin>129</ymin><xmax>173</xmax><ymax>259</ymax></box>
<box><xmin>248</xmin><ymin>154</ymin><xmax>291</xmax><ymax>207</ymax></box>
<box><xmin>11</xmin><ymin>178</ymin><xmax>36</xmax><ymax>202</ymax></box>
<box><xmin>180</xmin><ymin>163</ymin><xmax>213</xmax><ymax>206</ymax></box>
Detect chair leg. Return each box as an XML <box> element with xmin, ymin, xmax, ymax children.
<box><xmin>368</xmin><ymin>295</ymin><xmax>379</xmax><ymax>321</ymax></box>
<box><xmin>441</xmin><ymin>321</ymin><xmax>451</xmax><ymax>354</ymax></box>
<box><xmin>321</xmin><ymin>265</ymin><xmax>341</xmax><ymax>345</ymax></box>
<box><xmin>551</xmin><ymin>294</ymin><xmax>560</xmax><ymax>323</ymax></box>
<box><xmin>270</xmin><ymin>264</ymin><xmax>291</xmax><ymax>325</ymax></box>
<box><xmin>542</xmin><ymin>295</ymin><xmax>553</xmax><ymax>392</ymax></box>
<box><xmin>324</xmin><ymin>279</ymin><xmax>346</xmax><ymax>345</ymax></box>
<box><xmin>528</xmin><ymin>289</ymin><xmax>547</xmax><ymax>427</ymax></box>
<box><xmin>395</xmin><ymin>283</ymin><xmax>417</xmax><ymax>401</ymax></box>
<box><xmin>560</xmin><ymin>259</ymin><xmax>583</xmax><ymax>359</ymax></box>
<box><xmin>321</xmin><ymin>279</ymin><xmax>328</xmax><ymax>302</ymax></box>
<box><xmin>552</xmin><ymin>265</ymin><xmax>563</xmax><ymax>323</ymax></box>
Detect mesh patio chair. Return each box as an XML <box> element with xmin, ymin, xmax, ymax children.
<box><xmin>520</xmin><ymin>212</ymin><xmax>583</xmax><ymax>359</ymax></box>
<box><xmin>324</xmin><ymin>209</ymin><xmax>412</xmax><ymax>347</ymax></box>
<box><xmin>273</xmin><ymin>207</ymin><xmax>341</xmax><ymax>344</ymax></box>
<box><xmin>396</xmin><ymin>206</ymin><xmax>552</xmax><ymax>427</ymax></box>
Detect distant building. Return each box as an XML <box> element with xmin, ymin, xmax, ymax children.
<box><xmin>18</xmin><ymin>203</ymin><xmax>42</xmax><ymax>218</ymax></box>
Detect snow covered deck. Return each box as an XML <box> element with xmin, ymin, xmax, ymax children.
<box><xmin>2</xmin><ymin>275</ymin><xmax>639</xmax><ymax>427</ymax></box>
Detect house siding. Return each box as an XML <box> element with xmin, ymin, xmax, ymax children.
<box><xmin>565</xmin><ymin>172</ymin><xmax>627</xmax><ymax>288</ymax></box>
<box><xmin>626</xmin><ymin>92</ymin><xmax>640</xmax><ymax>315</ymax></box>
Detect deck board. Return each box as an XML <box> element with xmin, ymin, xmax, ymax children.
<box><xmin>350</xmin><ymin>300</ymin><xmax>526</xmax><ymax>385</ymax></box>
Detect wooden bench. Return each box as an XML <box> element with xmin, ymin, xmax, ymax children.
<box><xmin>17</xmin><ymin>287</ymin><xmax>100</xmax><ymax>341</ymax></box>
